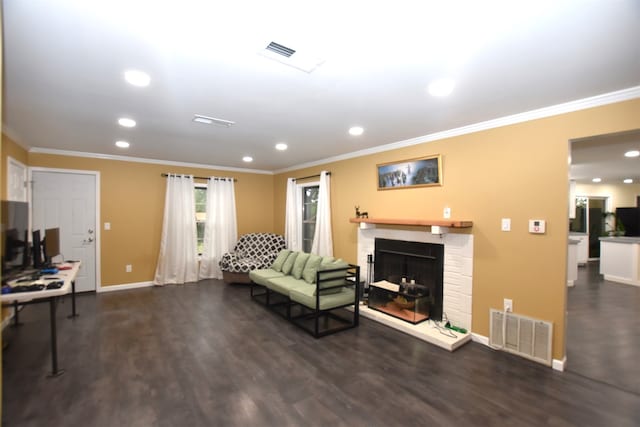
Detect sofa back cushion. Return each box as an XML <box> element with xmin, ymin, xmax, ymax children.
<box><xmin>281</xmin><ymin>251</ymin><xmax>299</xmax><ymax>275</ymax></box>
<box><xmin>292</xmin><ymin>252</ymin><xmax>310</xmax><ymax>279</ymax></box>
<box><xmin>271</xmin><ymin>249</ymin><xmax>291</xmax><ymax>272</ymax></box>
<box><xmin>316</xmin><ymin>258</ymin><xmax>349</xmax><ymax>295</ymax></box>
<box><xmin>302</xmin><ymin>254</ymin><xmax>323</xmax><ymax>283</ymax></box>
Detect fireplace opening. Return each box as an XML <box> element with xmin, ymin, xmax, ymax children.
<box><xmin>374</xmin><ymin>238</ymin><xmax>444</xmax><ymax>320</ymax></box>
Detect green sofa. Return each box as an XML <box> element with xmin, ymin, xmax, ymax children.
<box><xmin>249</xmin><ymin>250</ymin><xmax>360</xmax><ymax>337</ymax></box>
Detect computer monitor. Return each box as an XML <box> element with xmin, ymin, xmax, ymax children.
<box><xmin>1</xmin><ymin>201</ymin><xmax>30</xmax><ymax>276</ymax></box>
<box><xmin>44</xmin><ymin>227</ymin><xmax>61</xmax><ymax>264</ymax></box>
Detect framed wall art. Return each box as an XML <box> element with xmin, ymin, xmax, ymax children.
<box><xmin>377</xmin><ymin>155</ymin><xmax>442</xmax><ymax>190</ymax></box>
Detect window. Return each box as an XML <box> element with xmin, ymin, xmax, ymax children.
<box><xmin>301</xmin><ymin>185</ymin><xmax>319</xmax><ymax>253</ymax></box>
<box><xmin>195</xmin><ymin>185</ymin><xmax>207</xmax><ymax>254</ymax></box>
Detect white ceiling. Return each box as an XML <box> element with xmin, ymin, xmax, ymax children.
<box><xmin>3</xmin><ymin>0</ymin><xmax>640</xmax><ymax>173</ymax></box>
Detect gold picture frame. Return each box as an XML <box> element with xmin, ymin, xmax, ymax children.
<box><xmin>377</xmin><ymin>155</ymin><xmax>442</xmax><ymax>190</ymax></box>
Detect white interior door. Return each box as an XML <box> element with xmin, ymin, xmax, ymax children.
<box><xmin>31</xmin><ymin>169</ymin><xmax>98</xmax><ymax>292</ymax></box>
<box><xmin>7</xmin><ymin>157</ymin><xmax>28</xmax><ymax>202</ymax></box>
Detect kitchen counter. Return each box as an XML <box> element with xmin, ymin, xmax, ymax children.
<box><xmin>599</xmin><ymin>237</ymin><xmax>640</xmax><ymax>286</ymax></box>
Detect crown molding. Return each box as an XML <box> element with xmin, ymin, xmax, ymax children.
<box><xmin>275</xmin><ymin>85</ymin><xmax>640</xmax><ymax>174</ymax></box>
<box><xmin>27</xmin><ymin>147</ymin><xmax>274</xmax><ymax>175</ymax></box>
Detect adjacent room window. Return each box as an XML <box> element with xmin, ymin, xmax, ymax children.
<box><xmin>301</xmin><ymin>185</ymin><xmax>319</xmax><ymax>253</ymax></box>
<box><xmin>195</xmin><ymin>184</ymin><xmax>207</xmax><ymax>254</ymax></box>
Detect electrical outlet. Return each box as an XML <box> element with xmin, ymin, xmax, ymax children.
<box><xmin>126</xmin><ymin>264</ymin><xmax>132</xmax><ymax>273</ymax></box>
<box><xmin>504</xmin><ymin>298</ymin><xmax>513</xmax><ymax>312</ymax></box>
<box><xmin>443</xmin><ymin>207</ymin><xmax>451</xmax><ymax>219</ymax></box>
<box><xmin>104</xmin><ymin>222</ymin><xmax>111</xmax><ymax>230</ymax></box>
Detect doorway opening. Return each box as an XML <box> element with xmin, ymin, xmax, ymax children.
<box><xmin>570</xmin><ymin>196</ymin><xmax>608</xmax><ymax>259</ymax></box>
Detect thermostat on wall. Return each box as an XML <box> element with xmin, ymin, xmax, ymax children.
<box><xmin>529</xmin><ymin>219</ymin><xmax>546</xmax><ymax>234</ymax></box>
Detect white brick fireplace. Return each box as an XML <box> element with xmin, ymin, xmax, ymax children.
<box><xmin>356</xmin><ymin>226</ymin><xmax>474</xmax><ymax>332</ymax></box>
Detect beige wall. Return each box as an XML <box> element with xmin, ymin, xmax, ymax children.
<box><xmin>576</xmin><ymin>182</ymin><xmax>640</xmax><ymax>210</ymax></box>
<box><xmin>274</xmin><ymin>99</ymin><xmax>640</xmax><ymax>361</ymax></box>
<box><xmin>14</xmin><ymin>150</ymin><xmax>276</xmax><ymax>286</ymax></box>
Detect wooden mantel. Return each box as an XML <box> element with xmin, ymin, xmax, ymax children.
<box><xmin>349</xmin><ymin>218</ymin><xmax>473</xmax><ymax>228</ymax></box>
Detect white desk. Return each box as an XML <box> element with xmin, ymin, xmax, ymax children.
<box><xmin>2</xmin><ymin>262</ymin><xmax>81</xmax><ymax>377</ymax></box>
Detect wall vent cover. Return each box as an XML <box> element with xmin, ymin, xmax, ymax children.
<box><xmin>489</xmin><ymin>309</ymin><xmax>553</xmax><ymax>366</ymax></box>
<box><xmin>265</xmin><ymin>42</ymin><xmax>296</xmax><ymax>58</ymax></box>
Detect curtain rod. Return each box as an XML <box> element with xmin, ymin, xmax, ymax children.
<box><xmin>293</xmin><ymin>171</ymin><xmax>331</xmax><ymax>181</ymax></box>
<box><xmin>161</xmin><ymin>173</ymin><xmax>237</xmax><ymax>182</ymax></box>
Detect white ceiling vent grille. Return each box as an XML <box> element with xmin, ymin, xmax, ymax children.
<box><xmin>489</xmin><ymin>309</ymin><xmax>553</xmax><ymax>366</ymax></box>
<box><xmin>259</xmin><ymin>41</ymin><xmax>325</xmax><ymax>74</ymax></box>
<box><xmin>265</xmin><ymin>42</ymin><xmax>296</xmax><ymax>58</ymax></box>
<box><xmin>192</xmin><ymin>114</ymin><xmax>235</xmax><ymax>127</ymax></box>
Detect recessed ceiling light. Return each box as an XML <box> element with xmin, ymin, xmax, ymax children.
<box><xmin>275</xmin><ymin>143</ymin><xmax>288</xmax><ymax>151</ymax></box>
<box><xmin>192</xmin><ymin>114</ymin><xmax>235</xmax><ymax>127</ymax></box>
<box><xmin>592</xmin><ymin>177</ymin><xmax>602</xmax><ymax>183</ymax></box>
<box><xmin>428</xmin><ymin>78</ymin><xmax>455</xmax><ymax>97</ymax></box>
<box><xmin>624</xmin><ymin>150</ymin><xmax>640</xmax><ymax>158</ymax></box>
<box><xmin>242</xmin><ymin>156</ymin><xmax>253</xmax><ymax>162</ymax></box>
<box><xmin>623</xmin><ymin>178</ymin><xmax>633</xmax><ymax>184</ymax></box>
<box><xmin>118</xmin><ymin>118</ymin><xmax>136</xmax><ymax>128</ymax></box>
<box><xmin>124</xmin><ymin>70</ymin><xmax>150</xmax><ymax>87</ymax></box>
<box><xmin>349</xmin><ymin>126</ymin><xmax>364</xmax><ymax>136</ymax></box>
<box><xmin>115</xmin><ymin>140</ymin><xmax>130</xmax><ymax>148</ymax></box>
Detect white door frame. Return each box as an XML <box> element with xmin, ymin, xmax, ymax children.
<box><xmin>28</xmin><ymin>167</ymin><xmax>102</xmax><ymax>291</ymax></box>
<box><xmin>7</xmin><ymin>156</ymin><xmax>28</xmax><ymax>202</ymax></box>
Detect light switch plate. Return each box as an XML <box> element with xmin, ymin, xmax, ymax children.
<box><xmin>501</xmin><ymin>218</ymin><xmax>511</xmax><ymax>232</ymax></box>
<box><xmin>443</xmin><ymin>207</ymin><xmax>451</xmax><ymax>219</ymax></box>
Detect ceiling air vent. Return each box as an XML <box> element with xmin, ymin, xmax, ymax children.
<box><xmin>192</xmin><ymin>114</ymin><xmax>235</xmax><ymax>127</ymax></box>
<box><xmin>265</xmin><ymin>41</ymin><xmax>296</xmax><ymax>58</ymax></box>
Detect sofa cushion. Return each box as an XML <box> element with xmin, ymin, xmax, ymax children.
<box><xmin>289</xmin><ymin>285</ymin><xmax>356</xmax><ymax>310</ymax></box>
<box><xmin>302</xmin><ymin>254</ymin><xmax>323</xmax><ymax>284</ymax></box>
<box><xmin>291</xmin><ymin>252</ymin><xmax>310</xmax><ymax>279</ymax></box>
<box><xmin>267</xmin><ymin>276</ymin><xmax>311</xmax><ymax>295</ymax></box>
<box><xmin>317</xmin><ymin>259</ymin><xmax>350</xmax><ymax>295</ymax></box>
<box><xmin>281</xmin><ymin>251</ymin><xmax>299</xmax><ymax>275</ymax></box>
<box><xmin>249</xmin><ymin>268</ymin><xmax>285</xmax><ymax>287</ymax></box>
<box><xmin>271</xmin><ymin>249</ymin><xmax>291</xmax><ymax>272</ymax></box>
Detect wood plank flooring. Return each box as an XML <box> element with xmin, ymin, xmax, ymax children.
<box><xmin>3</xmin><ymin>280</ymin><xmax>640</xmax><ymax>427</ymax></box>
<box><xmin>566</xmin><ymin>261</ymin><xmax>640</xmax><ymax>395</ymax></box>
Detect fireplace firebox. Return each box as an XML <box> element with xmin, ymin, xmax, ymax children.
<box><xmin>373</xmin><ymin>238</ymin><xmax>444</xmax><ymax>320</ymax></box>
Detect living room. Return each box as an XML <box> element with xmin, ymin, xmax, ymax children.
<box><xmin>2</xmin><ymin>1</ymin><xmax>640</xmax><ymax>425</ymax></box>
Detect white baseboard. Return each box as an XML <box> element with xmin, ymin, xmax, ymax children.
<box><xmin>471</xmin><ymin>332</ymin><xmax>565</xmax><ymax>371</ymax></box>
<box><xmin>552</xmin><ymin>357</ymin><xmax>566</xmax><ymax>372</ymax></box>
<box><xmin>98</xmin><ymin>281</ymin><xmax>154</xmax><ymax>293</ymax></box>
<box><xmin>471</xmin><ymin>332</ymin><xmax>490</xmax><ymax>346</ymax></box>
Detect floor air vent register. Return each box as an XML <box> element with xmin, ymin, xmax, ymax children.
<box><xmin>489</xmin><ymin>309</ymin><xmax>553</xmax><ymax>366</ymax></box>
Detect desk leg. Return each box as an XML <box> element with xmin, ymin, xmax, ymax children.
<box><xmin>47</xmin><ymin>297</ymin><xmax>64</xmax><ymax>377</ymax></box>
<box><xmin>68</xmin><ymin>280</ymin><xmax>79</xmax><ymax>319</ymax></box>
<box><xmin>12</xmin><ymin>301</ymin><xmax>23</xmax><ymax>327</ymax></box>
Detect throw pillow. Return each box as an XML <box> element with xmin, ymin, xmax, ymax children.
<box><xmin>302</xmin><ymin>254</ymin><xmax>323</xmax><ymax>284</ymax></box>
<box><xmin>291</xmin><ymin>252</ymin><xmax>310</xmax><ymax>280</ymax></box>
<box><xmin>316</xmin><ymin>258</ymin><xmax>350</xmax><ymax>295</ymax></box>
<box><xmin>271</xmin><ymin>249</ymin><xmax>291</xmax><ymax>272</ymax></box>
<box><xmin>281</xmin><ymin>251</ymin><xmax>299</xmax><ymax>275</ymax></box>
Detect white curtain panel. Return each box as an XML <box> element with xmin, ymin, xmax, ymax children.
<box><xmin>199</xmin><ymin>178</ymin><xmax>238</xmax><ymax>279</ymax></box>
<box><xmin>154</xmin><ymin>174</ymin><xmax>199</xmax><ymax>285</ymax></box>
<box><xmin>284</xmin><ymin>177</ymin><xmax>301</xmax><ymax>251</ymax></box>
<box><xmin>311</xmin><ymin>171</ymin><xmax>333</xmax><ymax>256</ymax></box>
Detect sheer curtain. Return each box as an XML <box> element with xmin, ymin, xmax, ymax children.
<box><xmin>199</xmin><ymin>178</ymin><xmax>238</xmax><ymax>279</ymax></box>
<box><xmin>284</xmin><ymin>178</ymin><xmax>301</xmax><ymax>251</ymax></box>
<box><xmin>311</xmin><ymin>171</ymin><xmax>333</xmax><ymax>256</ymax></box>
<box><xmin>154</xmin><ymin>174</ymin><xmax>199</xmax><ymax>285</ymax></box>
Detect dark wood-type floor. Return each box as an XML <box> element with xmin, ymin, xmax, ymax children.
<box><xmin>3</xmin><ymin>280</ymin><xmax>640</xmax><ymax>427</ymax></box>
<box><xmin>566</xmin><ymin>261</ymin><xmax>640</xmax><ymax>395</ymax></box>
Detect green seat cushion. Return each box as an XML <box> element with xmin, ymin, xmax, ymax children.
<box><xmin>291</xmin><ymin>252</ymin><xmax>310</xmax><ymax>280</ymax></box>
<box><xmin>317</xmin><ymin>259</ymin><xmax>350</xmax><ymax>295</ymax></box>
<box><xmin>302</xmin><ymin>254</ymin><xmax>323</xmax><ymax>284</ymax></box>
<box><xmin>281</xmin><ymin>251</ymin><xmax>299</xmax><ymax>275</ymax></box>
<box><xmin>267</xmin><ymin>276</ymin><xmax>312</xmax><ymax>295</ymax></box>
<box><xmin>271</xmin><ymin>249</ymin><xmax>291</xmax><ymax>272</ymax></box>
<box><xmin>249</xmin><ymin>268</ymin><xmax>285</xmax><ymax>287</ymax></box>
<box><xmin>289</xmin><ymin>286</ymin><xmax>356</xmax><ymax>310</ymax></box>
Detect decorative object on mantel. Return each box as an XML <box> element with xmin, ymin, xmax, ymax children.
<box><xmin>377</xmin><ymin>154</ymin><xmax>442</xmax><ymax>190</ymax></box>
<box><xmin>354</xmin><ymin>205</ymin><xmax>368</xmax><ymax>218</ymax></box>
<box><xmin>349</xmin><ymin>217</ymin><xmax>472</xmax><ymax>228</ymax></box>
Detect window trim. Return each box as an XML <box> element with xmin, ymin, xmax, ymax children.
<box><xmin>195</xmin><ymin>183</ymin><xmax>207</xmax><ymax>256</ymax></box>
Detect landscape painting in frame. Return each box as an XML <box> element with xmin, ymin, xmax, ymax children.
<box><xmin>377</xmin><ymin>155</ymin><xmax>442</xmax><ymax>190</ymax></box>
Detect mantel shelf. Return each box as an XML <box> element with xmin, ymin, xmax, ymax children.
<box><xmin>349</xmin><ymin>218</ymin><xmax>473</xmax><ymax>228</ymax></box>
